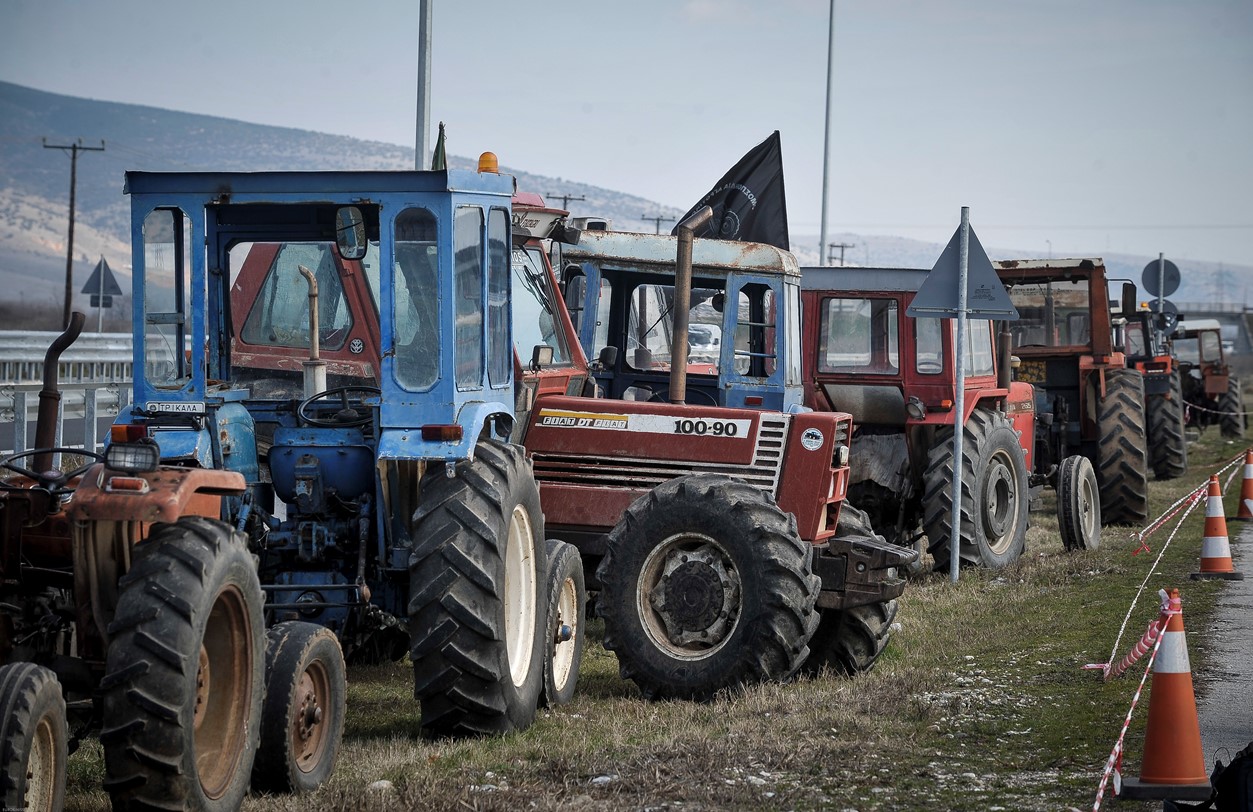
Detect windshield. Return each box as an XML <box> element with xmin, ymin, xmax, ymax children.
<box><xmin>1006</xmin><ymin>280</ymin><xmax>1091</xmax><ymax>348</ymax></box>
<box><xmin>626</xmin><ymin>284</ymin><xmax>723</xmax><ymax>372</ymax></box>
<box><xmin>512</xmin><ymin>246</ymin><xmax>572</xmax><ymax>365</ymax></box>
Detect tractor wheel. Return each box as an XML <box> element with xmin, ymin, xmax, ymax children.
<box><xmin>596</xmin><ymin>474</ymin><xmax>819</xmax><ymax>701</ymax></box>
<box><xmin>251</xmin><ymin>622</ymin><xmax>346</xmax><ymax>794</ymax></box>
<box><xmin>1096</xmin><ymin>368</ymin><xmax>1150</xmax><ymax>526</ymax></box>
<box><xmin>802</xmin><ymin>504</ymin><xmax>897</xmax><ymax>676</ymax></box>
<box><xmin>0</xmin><ymin>662</ymin><xmax>67</xmax><ymax>812</ymax></box>
<box><xmin>1057</xmin><ymin>455</ymin><xmax>1101</xmax><ymax>551</ymax></box>
<box><xmin>540</xmin><ymin>539</ymin><xmax>586</xmax><ymax>708</ymax></box>
<box><xmin>1146</xmin><ymin>371</ymin><xmax>1188</xmax><ymax>480</ymax></box>
<box><xmin>100</xmin><ymin>516</ymin><xmax>264</xmax><ymax>811</ymax></box>
<box><xmin>1219</xmin><ymin>376</ymin><xmax>1246</xmax><ymax>439</ymax></box>
<box><xmin>922</xmin><ymin>408</ymin><xmax>1029</xmax><ymax>571</ymax></box>
<box><xmin>409</xmin><ymin>440</ymin><xmax>545</xmax><ymax>737</ymax></box>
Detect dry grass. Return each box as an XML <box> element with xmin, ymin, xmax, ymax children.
<box><xmin>64</xmin><ymin>428</ymin><xmax>1248</xmax><ymax>811</ymax></box>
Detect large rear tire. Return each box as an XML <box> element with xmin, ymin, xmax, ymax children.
<box><xmin>1219</xmin><ymin>376</ymin><xmax>1246</xmax><ymax>439</ymax></box>
<box><xmin>540</xmin><ymin>539</ymin><xmax>586</xmax><ymax>708</ymax></box>
<box><xmin>802</xmin><ymin>504</ymin><xmax>897</xmax><ymax>676</ymax></box>
<box><xmin>409</xmin><ymin>440</ymin><xmax>546</xmax><ymax>737</ymax></box>
<box><xmin>0</xmin><ymin>662</ymin><xmax>67</xmax><ymax>812</ymax></box>
<box><xmin>1146</xmin><ymin>370</ymin><xmax>1188</xmax><ymax>479</ymax></box>
<box><xmin>922</xmin><ymin>408</ymin><xmax>1029</xmax><ymax>571</ymax></box>
<box><xmin>1096</xmin><ymin>368</ymin><xmax>1150</xmax><ymax>525</ymax></box>
<box><xmin>252</xmin><ymin>621</ymin><xmax>346</xmax><ymax>794</ymax></box>
<box><xmin>597</xmin><ymin>474</ymin><xmax>819</xmax><ymax>701</ymax></box>
<box><xmin>1057</xmin><ymin>455</ymin><xmax>1101</xmax><ymax>551</ymax></box>
<box><xmin>100</xmin><ymin>516</ymin><xmax>264</xmax><ymax>811</ymax></box>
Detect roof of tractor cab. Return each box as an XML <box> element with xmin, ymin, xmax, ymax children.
<box><xmin>992</xmin><ymin>257</ymin><xmax>1106</xmax><ymax>284</ymax></box>
<box><xmin>560</xmin><ymin>229</ymin><xmax>800</xmax><ymax>280</ymax></box>
<box><xmin>123</xmin><ymin>169</ymin><xmax>515</xmax><ymax>199</ymax></box>
<box><xmin>1175</xmin><ymin>318</ymin><xmax>1224</xmax><ymax>337</ymax></box>
<box><xmin>800</xmin><ymin>266</ymin><xmax>928</xmax><ymax>293</ymax></box>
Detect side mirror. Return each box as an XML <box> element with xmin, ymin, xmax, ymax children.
<box><xmin>530</xmin><ymin>344</ymin><xmax>554</xmax><ymax>371</ymax></box>
<box><xmin>1120</xmin><ymin>282</ymin><xmax>1137</xmax><ymax>318</ymax></box>
<box><xmin>596</xmin><ymin>345</ymin><xmax>618</xmax><ymax>370</ymax></box>
<box><xmin>335</xmin><ymin>206</ymin><xmax>367</xmax><ymax>261</ymax></box>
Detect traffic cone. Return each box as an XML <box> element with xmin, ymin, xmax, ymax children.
<box><xmin>1191</xmin><ymin>475</ymin><xmax>1244</xmax><ymax>581</ymax></box>
<box><xmin>1118</xmin><ymin>589</ymin><xmax>1212</xmax><ymax>801</ymax></box>
<box><xmin>1235</xmin><ymin>450</ymin><xmax>1253</xmax><ymax>521</ymax></box>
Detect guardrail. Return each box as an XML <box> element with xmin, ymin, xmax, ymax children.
<box><xmin>0</xmin><ymin>331</ymin><xmax>134</xmax><ymax>385</ymax></box>
<box><xmin>1</xmin><ymin>382</ymin><xmax>129</xmax><ymax>455</ymax></box>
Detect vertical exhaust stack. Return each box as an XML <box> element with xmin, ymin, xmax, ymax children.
<box><xmin>297</xmin><ymin>264</ymin><xmax>327</xmax><ymax>398</ymax></box>
<box><xmin>670</xmin><ymin>206</ymin><xmax>713</xmax><ymax>405</ymax></box>
<box><xmin>997</xmin><ymin>321</ymin><xmax>1013</xmax><ymax>390</ymax></box>
<box><xmin>33</xmin><ymin>311</ymin><xmax>86</xmax><ymax>473</ymax></box>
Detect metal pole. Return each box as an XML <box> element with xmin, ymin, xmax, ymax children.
<box><xmin>1157</xmin><ymin>252</ymin><xmax>1165</xmax><ymax>335</ymax></box>
<box><xmin>415</xmin><ymin>0</ymin><xmax>433</xmax><ymax>169</ymax></box>
<box><xmin>97</xmin><ymin>258</ymin><xmax>105</xmax><ymax>334</ymax></box>
<box><xmin>950</xmin><ymin>206</ymin><xmax>971</xmax><ymax>582</ymax></box>
<box><xmin>818</xmin><ymin>0</ymin><xmax>836</xmax><ymax>265</ymax></box>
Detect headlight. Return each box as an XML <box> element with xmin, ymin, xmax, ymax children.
<box><xmin>105</xmin><ymin>440</ymin><xmax>160</xmax><ymax>474</ymax></box>
<box><xmin>906</xmin><ymin>396</ymin><xmax>927</xmax><ymax>421</ymax></box>
<box><xmin>834</xmin><ymin>444</ymin><xmax>850</xmax><ymax>467</ymax></box>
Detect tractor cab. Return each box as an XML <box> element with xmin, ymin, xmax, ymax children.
<box><xmin>557</xmin><ymin>230</ymin><xmax>803</xmax><ymax>412</ymax></box>
<box><xmin>1173</xmin><ymin>318</ymin><xmax>1246</xmax><ymax>438</ymax></box>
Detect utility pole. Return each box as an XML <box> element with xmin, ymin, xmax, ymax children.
<box><xmin>415</xmin><ymin>0</ymin><xmax>433</xmax><ymax>169</ymax></box>
<box><xmin>818</xmin><ymin>0</ymin><xmax>836</xmax><ymax>265</ymax></box>
<box><xmin>549</xmin><ymin>193</ymin><xmax>586</xmax><ymax>210</ymax></box>
<box><xmin>44</xmin><ymin>138</ymin><xmax>105</xmax><ymax>328</ymax></box>
<box><xmin>641</xmin><ymin>214</ymin><xmax>676</xmax><ymax>234</ymax></box>
<box><xmin>827</xmin><ymin>241</ymin><xmax>854</xmax><ymax>266</ymax></box>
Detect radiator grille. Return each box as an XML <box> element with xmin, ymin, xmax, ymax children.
<box><xmin>532</xmin><ymin>413</ymin><xmax>790</xmax><ymax>496</ymax></box>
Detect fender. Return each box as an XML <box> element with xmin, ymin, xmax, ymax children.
<box><xmin>66</xmin><ymin>463</ymin><xmax>245</xmax><ymax>524</ymax></box>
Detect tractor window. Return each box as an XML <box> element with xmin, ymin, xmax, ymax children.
<box><xmin>1200</xmin><ymin>331</ymin><xmax>1222</xmax><ymax>362</ymax></box>
<box><xmin>915</xmin><ymin>318</ymin><xmax>943</xmax><ymax>375</ymax></box>
<box><xmin>512</xmin><ymin>246</ymin><xmax>572</xmax><ymax>366</ymax></box>
<box><xmin>142</xmin><ymin>208</ymin><xmax>193</xmax><ymax>387</ymax></box>
<box><xmin>626</xmin><ymin>284</ymin><xmax>722</xmax><ymax>372</ymax></box>
<box><xmin>818</xmin><ymin>297</ymin><xmax>898</xmax><ymax>375</ymax></box>
<box><xmin>1126</xmin><ymin>320</ymin><xmax>1149</xmax><ymax>357</ymax></box>
<box><xmin>733</xmin><ymin>284</ymin><xmax>777</xmax><ymax>377</ymax></box>
<box><xmin>453</xmin><ymin>206</ymin><xmax>484</xmax><ymax>390</ymax></box>
<box><xmin>239</xmin><ymin>244</ymin><xmax>353</xmax><ymax>351</ymax></box>
<box><xmin>592</xmin><ymin>276</ymin><xmax>612</xmax><ymax>359</ymax></box>
<box><xmin>487</xmin><ymin>207</ymin><xmax>510</xmax><ymax>388</ymax></box>
<box><xmin>785</xmin><ymin>283</ymin><xmax>802</xmax><ymax>385</ymax></box>
<box><xmin>1007</xmin><ymin>280</ymin><xmax>1091</xmax><ymax>347</ymax></box>
<box><xmin>963</xmin><ymin>319</ymin><xmax>996</xmax><ymax>377</ymax></box>
<box><xmin>394</xmin><ymin>207</ymin><xmax>440</xmax><ymax>391</ymax></box>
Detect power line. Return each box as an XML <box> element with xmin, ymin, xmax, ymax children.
<box><xmin>548</xmin><ymin>193</ymin><xmax>586</xmax><ymax>210</ymax></box>
<box><xmin>44</xmin><ymin>137</ymin><xmax>106</xmax><ymax>329</ymax></box>
<box><xmin>641</xmin><ymin>214</ymin><xmax>676</xmax><ymax>234</ymax></box>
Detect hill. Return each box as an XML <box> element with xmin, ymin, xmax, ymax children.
<box><xmin>0</xmin><ymin>80</ymin><xmax>1247</xmax><ymax>329</ymax></box>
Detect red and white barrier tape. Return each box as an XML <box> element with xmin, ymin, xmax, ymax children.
<box><xmin>1092</xmin><ymin>616</ymin><xmax>1167</xmax><ymax>811</ymax></box>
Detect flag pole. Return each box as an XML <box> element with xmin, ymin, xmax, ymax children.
<box><xmin>818</xmin><ymin>0</ymin><xmax>836</xmax><ymax>265</ymax></box>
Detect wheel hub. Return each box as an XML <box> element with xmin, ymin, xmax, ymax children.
<box><xmin>296</xmin><ymin>674</ymin><xmax>323</xmax><ymax>742</ymax></box>
<box><xmin>981</xmin><ymin>460</ymin><xmax>1016</xmax><ymax>542</ymax></box>
<box><xmin>648</xmin><ymin>545</ymin><xmax>740</xmax><ymax>647</ymax></box>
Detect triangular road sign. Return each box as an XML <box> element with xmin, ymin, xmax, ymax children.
<box><xmin>81</xmin><ymin>256</ymin><xmax>123</xmax><ymax>296</ymax></box>
<box><xmin>906</xmin><ymin>224</ymin><xmax>1018</xmax><ymax>318</ymax></box>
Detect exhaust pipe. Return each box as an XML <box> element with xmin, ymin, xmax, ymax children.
<box><xmin>670</xmin><ymin>206</ymin><xmax>713</xmax><ymax>405</ymax></box>
<box><xmin>297</xmin><ymin>264</ymin><xmax>327</xmax><ymax>398</ymax></box>
<box><xmin>33</xmin><ymin>311</ymin><xmax>86</xmax><ymax>473</ymax></box>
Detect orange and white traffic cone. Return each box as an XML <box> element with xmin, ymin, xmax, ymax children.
<box><xmin>1235</xmin><ymin>449</ymin><xmax>1253</xmax><ymax>521</ymax></box>
<box><xmin>1118</xmin><ymin>589</ymin><xmax>1212</xmax><ymax>801</ymax></box>
<box><xmin>1191</xmin><ymin>475</ymin><xmax>1244</xmax><ymax>581</ymax></box>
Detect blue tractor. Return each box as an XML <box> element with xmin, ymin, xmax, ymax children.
<box><xmin>88</xmin><ymin>162</ymin><xmax>548</xmax><ymax>803</ymax></box>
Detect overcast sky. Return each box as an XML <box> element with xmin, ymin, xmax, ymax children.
<box><xmin>2</xmin><ymin>0</ymin><xmax>1250</xmax><ymax>268</ymax></box>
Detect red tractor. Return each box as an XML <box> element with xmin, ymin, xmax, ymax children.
<box><xmin>996</xmin><ymin>258</ymin><xmax>1149</xmax><ymax>531</ymax></box>
<box><xmin>1173</xmin><ymin>318</ymin><xmax>1246</xmax><ymax>439</ymax></box>
<box><xmin>545</xmin><ymin>210</ymin><xmax>914</xmax><ymax>699</ymax></box>
<box><xmin>1119</xmin><ymin>294</ymin><xmax>1189</xmax><ymax>479</ymax></box>
<box><xmin>798</xmin><ymin>266</ymin><xmax>1037</xmax><ymax>572</ymax></box>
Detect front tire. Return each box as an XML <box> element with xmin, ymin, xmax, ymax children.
<box><xmin>409</xmin><ymin>440</ymin><xmax>546</xmax><ymax>737</ymax></box>
<box><xmin>802</xmin><ymin>504</ymin><xmax>897</xmax><ymax>676</ymax></box>
<box><xmin>1219</xmin><ymin>376</ymin><xmax>1246</xmax><ymax>438</ymax></box>
<box><xmin>252</xmin><ymin>622</ymin><xmax>346</xmax><ymax>794</ymax></box>
<box><xmin>1096</xmin><ymin>368</ymin><xmax>1150</xmax><ymax>525</ymax></box>
<box><xmin>100</xmin><ymin>517</ymin><xmax>264</xmax><ymax>811</ymax></box>
<box><xmin>923</xmin><ymin>408</ymin><xmax>1029</xmax><ymax>570</ymax></box>
<box><xmin>1057</xmin><ymin>455</ymin><xmax>1101</xmax><ymax>551</ymax></box>
<box><xmin>540</xmin><ymin>539</ymin><xmax>586</xmax><ymax>707</ymax></box>
<box><xmin>1146</xmin><ymin>370</ymin><xmax>1188</xmax><ymax>479</ymax></box>
<box><xmin>597</xmin><ymin>475</ymin><xmax>819</xmax><ymax>701</ymax></box>
<box><xmin>0</xmin><ymin>662</ymin><xmax>67</xmax><ymax>812</ymax></box>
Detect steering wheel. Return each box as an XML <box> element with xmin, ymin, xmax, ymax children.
<box><xmin>1</xmin><ymin>448</ymin><xmax>105</xmax><ymax>493</ymax></box>
<box><xmin>297</xmin><ymin>386</ymin><xmax>382</xmax><ymax>428</ymax></box>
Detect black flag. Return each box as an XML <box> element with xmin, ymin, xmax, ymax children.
<box><xmin>672</xmin><ymin>130</ymin><xmax>789</xmax><ymax>250</ymax></box>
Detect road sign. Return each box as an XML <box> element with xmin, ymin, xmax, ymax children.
<box><xmin>1142</xmin><ymin>259</ymin><xmax>1180</xmax><ymax>297</ymax></box>
<box><xmin>1148</xmin><ymin>298</ymin><xmax>1179</xmax><ymax>334</ymax></box>
<box><xmin>81</xmin><ymin>256</ymin><xmax>122</xmax><ymax>297</ymax></box>
<box><xmin>90</xmin><ymin>294</ymin><xmax>113</xmax><ymax>308</ymax></box>
<box><xmin>906</xmin><ymin>223</ymin><xmax>1019</xmax><ymax>318</ymax></box>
